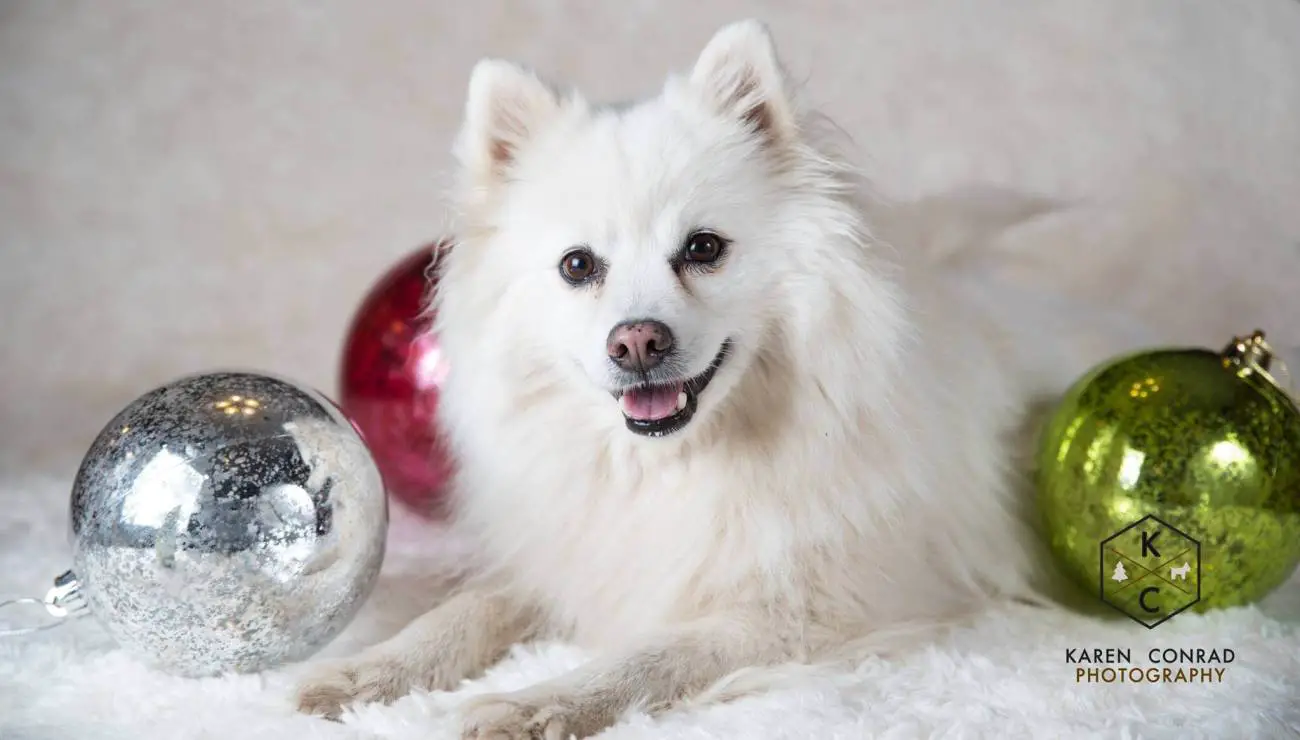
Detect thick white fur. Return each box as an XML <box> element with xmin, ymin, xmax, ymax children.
<box><xmin>297</xmin><ymin>20</ymin><xmax>1232</xmax><ymax>739</ymax></box>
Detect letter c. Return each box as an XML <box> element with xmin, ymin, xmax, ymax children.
<box><xmin>1139</xmin><ymin>586</ymin><xmax>1160</xmax><ymax>613</ymax></box>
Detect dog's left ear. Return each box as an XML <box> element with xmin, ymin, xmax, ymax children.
<box><xmin>456</xmin><ymin>59</ymin><xmax>563</xmax><ymax>185</ymax></box>
<box><xmin>689</xmin><ymin>20</ymin><xmax>796</xmax><ymax>146</ymax></box>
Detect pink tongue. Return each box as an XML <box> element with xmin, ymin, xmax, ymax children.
<box><xmin>622</xmin><ymin>382</ymin><xmax>685</xmax><ymax>421</ymax></box>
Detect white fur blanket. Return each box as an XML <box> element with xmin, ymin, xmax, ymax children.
<box><xmin>2</xmin><ymin>471</ymin><xmax>1297</xmax><ymax>740</ymax></box>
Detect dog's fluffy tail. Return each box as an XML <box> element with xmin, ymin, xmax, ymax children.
<box><xmin>864</xmin><ymin>186</ymin><xmax>1065</xmax><ymax>271</ymax></box>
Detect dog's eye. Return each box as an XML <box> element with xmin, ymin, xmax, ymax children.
<box><xmin>682</xmin><ymin>231</ymin><xmax>726</xmax><ymax>264</ymax></box>
<box><xmin>559</xmin><ymin>248</ymin><xmax>598</xmax><ymax>284</ymax></box>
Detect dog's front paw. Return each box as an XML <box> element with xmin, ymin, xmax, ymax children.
<box><xmin>294</xmin><ymin>655</ymin><xmax>413</xmax><ymax>720</ymax></box>
<box><xmin>460</xmin><ymin>692</ymin><xmax>609</xmax><ymax>740</ymax></box>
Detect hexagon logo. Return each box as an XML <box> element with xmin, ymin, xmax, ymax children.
<box><xmin>1099</xmin><ymin>514</ymin><xmax>1201</xmax><ymax>629</ymax></box>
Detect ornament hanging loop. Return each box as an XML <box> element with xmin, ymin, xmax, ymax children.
<box><xmin>1221</xmin><ymin>329</ymin><xmax>1294</xmax><ymax>395</ymax></box>
<box><xmin>0</xmin><ymin>569</ymin><xmax>88</xmax><ymax>637</ymax></box>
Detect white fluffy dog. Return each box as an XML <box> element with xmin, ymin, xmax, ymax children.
<box><xmin>296</xmin><ymin>20</ymin><xmax>1214</xmax><ymax>738</ymax></box>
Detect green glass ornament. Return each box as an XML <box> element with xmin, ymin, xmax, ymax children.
<box><xmin>1037</xmin><ymin>330</ymin><xmax>1300</xmax><ymax>616</ymax></box>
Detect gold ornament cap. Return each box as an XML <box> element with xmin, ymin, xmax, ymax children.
<box><xmin>1220</xmin><ymin>329</ymin><xmax>1292</xmax><ymax>397</ymax></box>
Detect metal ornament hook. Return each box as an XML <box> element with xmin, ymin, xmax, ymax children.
<box><xmin>0</xmin><ymin>570</ymin><xmax>89</xmax><ymax>637</ymax></box>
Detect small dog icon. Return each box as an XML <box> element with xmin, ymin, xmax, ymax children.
<box><xmin>1169</xmin><ymin>562</ymin><xmax>1191</xmax><ymax>580</ymax></box>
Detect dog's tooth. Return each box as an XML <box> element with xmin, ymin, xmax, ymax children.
<box><xmin>677</xmin><ymin>391</ymin><xmax>687</xmax><ymax>410</ymax></box>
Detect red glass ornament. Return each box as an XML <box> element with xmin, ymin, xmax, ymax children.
<box><xmin>339</xmin><ymin>242</ymin><xmax>454</xmax><ymax>517</ymax></box>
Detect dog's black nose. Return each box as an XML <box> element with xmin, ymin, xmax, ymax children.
<box><xmin>607</xmin><ymin>320</ymin><xmax>674</xmax><ymax>372</ymax></box>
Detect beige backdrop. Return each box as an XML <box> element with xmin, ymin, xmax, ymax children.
<box><xmin>4</xmin><ymin>0</ymin><xmax>1300</xmax><ymax>473</ymax></box>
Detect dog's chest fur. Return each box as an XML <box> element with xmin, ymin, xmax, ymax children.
<box><xmin>458</xmin><ymin>425</ymin><xmax>791</xmax><ymax>647</ymax></box>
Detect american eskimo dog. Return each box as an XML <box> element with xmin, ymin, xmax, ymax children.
<box><xmin>296</xmin><ymin>19</ymin><xmax>1204</xmax><ymax>738</ymax></box>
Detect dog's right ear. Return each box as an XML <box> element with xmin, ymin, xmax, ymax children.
<box><xmin>455</xmin><ymin>59</ymin><xmax>562</xmax><ymax>185</ymax></box>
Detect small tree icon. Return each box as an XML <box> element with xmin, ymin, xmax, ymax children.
<box><xmin>1111</xmin><ymin>561</ymin><xmax>1129</xmax><ymax>582</ymax></box>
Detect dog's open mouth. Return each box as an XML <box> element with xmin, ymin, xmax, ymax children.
<box><xmin>613</xmin><ymin>340</ymin><xmax>731</xmax><ymax>437</ymax></box>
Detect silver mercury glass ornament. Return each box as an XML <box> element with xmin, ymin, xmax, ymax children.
<box><xmin>2</xmin><ymin>371</ymin><xmax>389</xmax><ymax>677</ymax></box>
